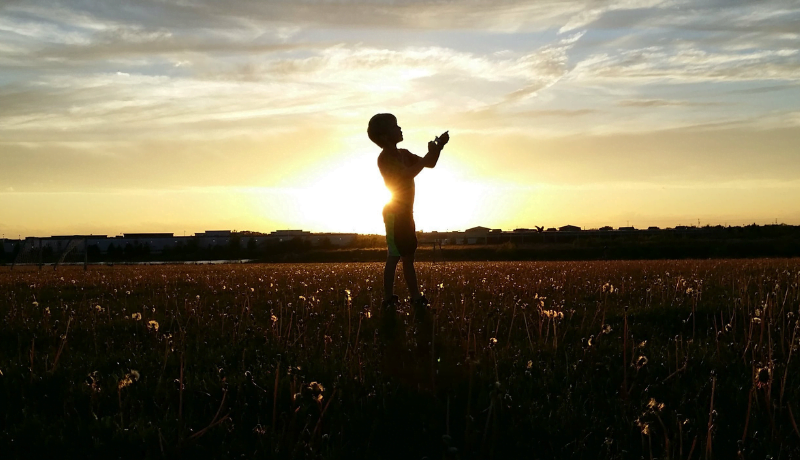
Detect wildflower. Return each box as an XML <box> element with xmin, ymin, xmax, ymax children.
<box><xmin>755</xmin><ymin>308</ymin><xmax>761</xmax><ymax>317</ymax></box>
<box><xmin>299</xmin><ymin>296</ymin><xmax>306</xmax><ymax>301</ymax></box>
<box><xmin>95</xmin><ymin>305</ymin><xmax>103</xmax><ymax>312</ymax></box>
<box><xmin>647</xmin><ymin>398</ymin><xmax>664</xmax><ymax>412</ymax></box>
<box><xmin>147</xmin><ymin>320</ymin><xmax>159</xmax><ymax>332</ymax></box>
<box><xmin>638</xmin><ymin>340</ymin><xmax>647</xmax><ymax>348</ymax></box>
<box><xmin>126</xmin><ymin>291</ymin><xmax>131</xmax><ymax>295</ymax></box>
<box><xmin>635</xmin><ymin>355</ymin><xmax>648</xmax><ymax>369</ymax></box>
<box><xmin>755</xmin><ymin>365</ymin><xmax>772</xmax><ymax>389</ymax></box>
<box><xmin>86</xmin><ymin>372</ymin><xmax>100</xmax><ymax>392</ymax></box>
<box><xmin>686</xmin><ymin>287</ymin><xmax>693</xmax><ymax>294</ymax></box>
<box><xmin>196</xmin><ymin>295</ymin><xmax>200</xmax><ymax>300</ymax></box>
<box><xmin>131</xmin><ymin>312</ymin><xmax>142</xmax><ymax>321</ymax></box>
<box><xmin>602</xmin><ymin>324</ymin><xmax>613</xmax><ymax>335</ymax></box>
<box><xmin>489</xmin><ymin>337</ymin><xmax>498</xmax><ymax>347</ymax></box>
<box><xmin>636</xmin><ymin>418</ymin><xmax>651</xmax><ymax>436</ymax></box>
<box><xmin>526</xmin><ymin>360</ymin><xmax>533</xmax><ymax>370</ymax></box>
<box><xmin>44</xmin><ymin>307</ymin><xmax>50</xmax><ymax>315</ymax></box>
<box><xmin>130</xmin><ymin>370</ymin><xmax>140</xmax><ymax>381</ymax></box>
<box><xmin>271</xmin><ymin>314</ymin><xmax>278</xmax><ymax>323</ymax></box>
<box><xmin>118</xmin><ymin>375</ymin><xmax>133</xmax><ymax>390</ymax></box>
<box><xmin>752</xmin><ymin>317</ymin><xmax>762</xmax><ymax>325</ymax></box>
<box><xmin>308</xmin><ymin>381</ymin><xmax>325</xmax><ymax>402</ymax></box>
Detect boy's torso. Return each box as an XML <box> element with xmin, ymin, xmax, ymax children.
<box><xmin>377</xmin><ymin>148</ymin><xmax>421</xmax><ymax>214</ymax></box>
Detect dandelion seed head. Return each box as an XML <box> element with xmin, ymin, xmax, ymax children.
<box><xmin>755</xmin><ymin>365</ymin><xmax>772</xmax><ymax>388</ymax></box>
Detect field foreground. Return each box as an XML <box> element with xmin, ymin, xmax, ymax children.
<box><xmin>1</xmin><ymin>260</ymin><xmax>799</xmax><ymax>459</ymax></box>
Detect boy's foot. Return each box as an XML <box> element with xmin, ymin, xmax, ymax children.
<box><xmin>411</xmin><ymin>295</ymin><xmax>430</xmax><ymax>323</ymax></box>
<box><xmin>379</xmin><ymin>295</ymin><xmax>400</xmax><ymax>340</ymax></box>
<box><xmin>381</xmin><ymin>295</ymin><xmax>400</xmax><ymax>311</ymax></box>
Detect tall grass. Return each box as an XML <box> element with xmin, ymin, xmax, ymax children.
<box><xmin>0</xmin><ymin>260</ymin><xmax>798</xmax><ymax>458</ymax></box>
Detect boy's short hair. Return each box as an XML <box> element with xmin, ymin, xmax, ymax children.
<box><xmin>367</xmin><ymin>113</ymin><xmax>396</xmax><ymax>148</ymax></box>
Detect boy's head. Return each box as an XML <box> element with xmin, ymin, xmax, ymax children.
<box><xmin>368</xmin><ymin>113</ymin><xmax>402</xmax><ymax>148</ymax></box>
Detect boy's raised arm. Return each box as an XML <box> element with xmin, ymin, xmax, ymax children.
<box><xmin>398</xmin><ymin>148</ymin><xmax>439</xmax><ymax>178</ymax></box>
<box><xmin>397</xmin><ymin>132</ymin><xmax>449</xmax><ymax>177</ymax></box>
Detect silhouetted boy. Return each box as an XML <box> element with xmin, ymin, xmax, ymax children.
<box><xmin>368</xmin><ymin>113</ymin><xmax>449</xmax><ymax>326</ymax></box>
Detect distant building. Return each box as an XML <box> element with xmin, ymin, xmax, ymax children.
<box><xmin>647</xmin><ymin>226</ymin><xmax>660</xmax><ymax>231</ymax></box>
<box><xmin>196</xmin><ymin>230</ymin><xmax>232</xmax><ymax>237</ymax></box>
<box><xmin>123</xmin><ymin>233</ymin><xmax>174</xmax><ymax>239</ymax></box>
<box><xmin>559</xmin><ymin>225</ymin><xmax>581</xmax><ymax>232</ymax></box>
<box><xmin>599</xmin><ymin>226</ymin><xmax>613</xmax><ymax>231</ymax></box>
<box><xmin>464</xmin><ymin>226</ymin><xmax>490</xmax><ymax>244</ymax></box>
<box><xmin>271</xmin><ymin>230</ymin><xmax>311</xmax><ymax>237</ymax></box>
<box><xmin>618</xmin><ymin>226</ymin><xmax>636</xmax><ymax>231</ymax></box>
<box><xmin>308</xmin><ymin>233</ymin><xmax>357</xmax><ymax>247</ymax></box>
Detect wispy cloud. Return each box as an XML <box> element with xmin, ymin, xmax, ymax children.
<box><xmin>617</xmin><ymin>99</ymin><xmax>721</xmax><ymax>107</ymax></box>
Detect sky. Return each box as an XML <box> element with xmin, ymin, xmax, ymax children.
<box><xmin>1</xmin><ymin>0</ymin><xmax>799</xmax><ymax>237</ymax></box>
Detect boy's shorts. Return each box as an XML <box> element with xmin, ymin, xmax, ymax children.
<box><xmin>383</xmin><ymin>207</ymin><xmax>417</xmax><ymax>257</ymax></box>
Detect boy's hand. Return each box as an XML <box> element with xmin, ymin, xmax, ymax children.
<box><xmin>429</xmin><ymin>131</ymin><xmax>449</xmax><ymax>154</ymax></box>
<box><xmin>436</xmin><ymin>131</ymin><xmax>449</xmax><ymax>148</ymax></box>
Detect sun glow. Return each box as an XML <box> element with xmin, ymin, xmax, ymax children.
<box><xmin>291</xmin><ymin>156</ymin><xmax>391</xmax><ymax>234</ymax></box>
<box><xmin>280</xmin><ymin>151</ymin><xmax>502</xmax><ymax>234</ymax></box>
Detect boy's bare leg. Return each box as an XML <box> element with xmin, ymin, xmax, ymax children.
<box><xmin>401</xmin><ymin>255</ymin><xmax>422</xmax><ymax>300</ymax></box>
<box><xmin>383</xmin><ymin>255</ymin><xmax>401</xmax><ymax>302</ymax></box>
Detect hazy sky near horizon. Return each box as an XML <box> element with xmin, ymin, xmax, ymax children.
<box><xmin>1</xmin><ymin>0</ymin><xmax>799</xmax><ymax>237</ymax></box>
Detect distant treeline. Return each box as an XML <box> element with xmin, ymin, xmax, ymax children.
<box><xmin>2</xmin><ymin>225</ymin><xmax>799</xmax><ymax>264</ymax></box>
<box><xmin>0</xmin><ymin>234</ymin><xmax>385</xmax><ymax>265</ymax></box>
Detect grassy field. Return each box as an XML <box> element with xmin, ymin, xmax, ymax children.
<box><xmin>1</xmin><ymin>260</ymin><xmax>799</xmax><ymax>459</ymax></box>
